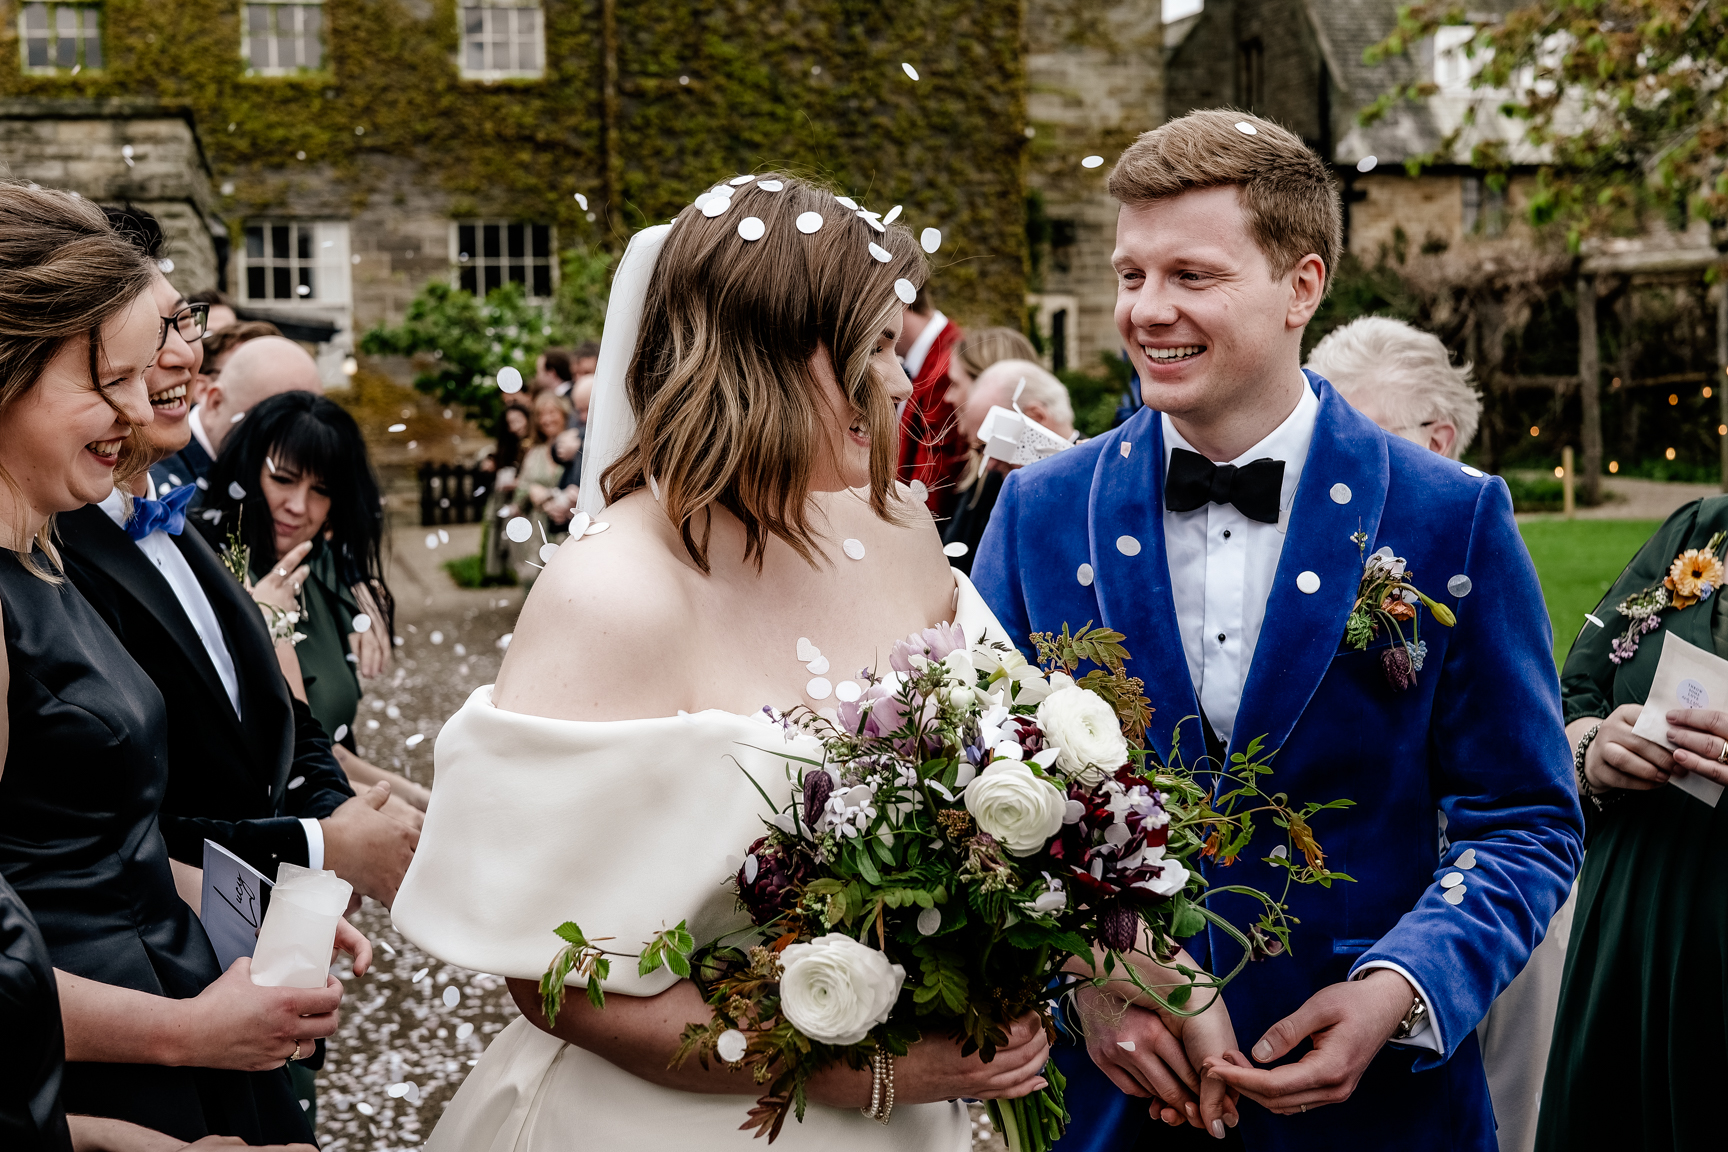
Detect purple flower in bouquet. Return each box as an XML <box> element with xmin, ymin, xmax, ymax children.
<box><xmin>736</xmin><ymin>835</ymin><xmax>813</xmax><ymax>926</ymax></box>
<box><xmin>802</xmin><ymin>771</ymin><xmax>833</xmax><ymax>832</ymax></box>
<box><xmin>888</xmin><ymin>622</ymin><xmax>967</xmax><ymax>673</ymax></box>
<box><xmin>1049</xmin><ymin>768</ymin><xmax>1188</xmax><ymax>906</ymax></box>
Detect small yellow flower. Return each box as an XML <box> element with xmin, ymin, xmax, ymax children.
<box><xmin>1665</xmin><ymin>548</ymin><xmax>1724</xmax><ymax>610</ymax></box>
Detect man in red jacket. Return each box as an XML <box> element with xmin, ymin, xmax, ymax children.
<box><xmin>896</xmin><ymin>285</ymin><xmax>967</xmax><ymax>517</ymax></box>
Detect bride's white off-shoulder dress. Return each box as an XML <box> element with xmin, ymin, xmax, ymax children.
<box><xmin>392</xmin><ymin>573</ymin><xmax>1007</xmax><ymax>1151</ymax></box>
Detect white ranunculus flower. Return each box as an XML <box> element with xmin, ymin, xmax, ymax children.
<box><xmin>965</xmin><ymin>759</ymin><xmax>1067</xmax><ymax>856</ymax></box>
<box><xmin>777</xmin><ymin>934</ymin><xmax>905</xmax><ymax>1046</ymax></box>
<box><xmin>1037</xmin><ymin>685</ymin><xmax>1129</xmax><ymax>784</ymax></box>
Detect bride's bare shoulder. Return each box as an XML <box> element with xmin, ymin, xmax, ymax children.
<box><xmin>491</xmin><ymin>494</ymin><xmax>696</xmax><ymax>720</ymax></box>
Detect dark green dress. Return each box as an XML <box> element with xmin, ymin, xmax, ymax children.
<box><xmin>1538</xmin><ymin>495</ymin><xmax>1728</xmax><ymax>1151</ymax></box>
<box><xmin>258</xmin><ymin>540</ymin><xmax>362</xmax><ymax>746</ymax></box>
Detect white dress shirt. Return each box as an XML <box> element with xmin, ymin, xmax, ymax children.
<box><xmin>100</xmin><ymin>489</ymin><xmax>325</xmax><ymax>869</ymax></box>
<box><xmin>1158</xmin><ymin>380</ymin><xmax>1437</xmax><ymax>1051</ymax></box>
<box><xmin>901</xmin><ymin>310</ymin><xmax>949</xmax><ymax>380</ymax></box>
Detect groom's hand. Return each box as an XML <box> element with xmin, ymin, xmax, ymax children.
<box><xmin>1202</xmin><ymin>969</ymin><xmax>1412</xmax><ymax>1115</ymax></box>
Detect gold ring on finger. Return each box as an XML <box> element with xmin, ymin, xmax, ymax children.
<box><xmin>290</xmin><ymin>1039</ymin><xmax>303</xmax><ymax>1062</ymax></box>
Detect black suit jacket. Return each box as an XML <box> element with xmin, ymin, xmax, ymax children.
<box><xmin>58</xmin><ymin>504</ymin><xmax>353</xmax><ymax>877</ymax></box>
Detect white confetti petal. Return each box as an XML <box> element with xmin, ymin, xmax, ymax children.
<box><xmin>743</xmin><ymin>855</ymin><xmax>759</xmax><ymax>883</ymax></box>
<box><xmin>868</xmin><ymin>242</ymin><xmax>893</xmax><ymax>263</ymax></box>
<box><xmin>355</xmin><ymin>1101</ymin><xmax>374</xmax><ymax>1116</ymax></box>
<box><xmin>1461</xmin><ymin>465</ymin><xmax>1485</xmax><ymax>478</ymax></box>
<box><xmin>1357</xmin><ymin>155</ymin><xmax>1378</xmax><ymax>173</ymax></box>
<box><xmin>455</xmin><ymin>1022</ymin><xmax>474</xmax><ymax>1040</ymax></box>
<box><xmin>737</xmin><ymin>216</ymin><xmax>766</xmax><ymax>241</ymax></box>
<box><xmin>796</xmin><ymin>211</ymin><xmax>824</xmax><ymax>234</ymax></box>
<box><xmin>574</xmin><ymin>192</ymin><xmax>588</xmax><ymax>209</ymax></box>
<box><xmin>439</xmin><ymin>528</ymin><xmax>449</xmax><ymax>542</ymax></box>
<box><xmin>539</xmin><ymin>542</ymin><xmax>560</xmax><ymax>563</ymax></box>
<box><xmin>227</xmin><ymin>481</ymin><xmax>247</xmax><ymax>500</ymax></box>
<box><xmin>388</xmin><ymin>423</ymin><xmax>407</xmax><ymax>433</ymax></box>
<box><xmin>1443</xmin><ymin>884</ymin><xmax>1467</xmax><ymax>905</ymax></box>
<box><xmin>497</xmin><ymin>366</ymin><xmax>525</xmax><ymax>394</ymax></box>
<box><xmin>1585</xmin><ymin>612</ymin><xmax>1604</xmax><ymax>628</ymax></box>
<box><xmin>1117</xmin><ymin>1041</ymin><xmax>1137</xmax><ymax>1052</ymax></box>
<box><xmin>842</xmin><ymin>538</ymin><xmax>866</xmax><ymax>560</ymax></box>
<box><xmin>288</xmin><ymin>775</ymin><xmax>306</xmax><ymax>790</ymax></box>
<box><xmin>942</xmin><ymin>541</ymin><xmax>969</xmax><ymax>557</ymax></box>
<box><xmin>796</xmin><ymin>637</ymin><xmax>821</xmax><ymax>662</ymax></box>
<box><xmin>351</xmin><ymin>613</ymin><xmax>372</xmax><ymax>633</ymax></box>
<box><xmin>332</xmin><ymin>723</ymin><xmax>348</xmax><ymax>741</ymax></box>
<box><xmin>883</xmin><ymin>204</ymin><xmax>903</xmax><ymax>224</ymax></box>
<box><xmin>405</xmin><ymin>733</ymin><xmax>425</xmax><ymax>747</ymax></box>
<box><xmin>1116</xmin><ymin>535</ymin><xmax>1141</xmax><ymax>557</ymax></box>
<box><xmin>916</xmin><ymin>906</ymin><xmax>942</xmax><ymax>935</ymax></box>
<box><xmin>388</xmin><ymin>1082</ymin><xmax>411</xmax><ymax>1098</ymax></box>
<box><xmin>1447</xmin><ymin>574</ymin><xmax>1473</xmax><ymax>598</ymax></box>
<box><xmin>729</xmin><ymin>174</ymin><xmax>755</xmax><ymax>186</ymax></box>
<box><xmin>411</xmin><ymin>967</ymin><xmax>429</xmax><ymax>983</ymax></box>
<box><xmin>920</xmin><ymin>227</ymin><xmax>941</xmax><ymax>253</ymax></box>
<box><xmin>901</xmin><ymin>62</ymin><xmax>919</xmax><ymax>81</ymax></box>
<box><xmin>425</xmin><ymin>532</ymin><xmax>440</xmax><ymax>550</ymax></box>
<box><xmin>909</xmin><ymin>479</ymin><xmax>928</xmax><ymax>504</ymax></box>
<box><xmin>1296</xmin><ymin>570</ymin><xmax>1321</xmax><ymax>594</ymax></box>
<box><xmin>1081</xmin><ymin>155</ymin><xmax>1104</xmax><ymax>169</ymax></box>
<box><xmin>717</xmin><ymin>1028</ymin><xmax>748</xmax><ymax>1063</ymax></box>
<box><xmin>702</xmin><ymin>196</ymin><xmax>732</xmax><ymax>218</ymax></box>
<box><xmin>758</xmin><ymin>180</ymin><xmax>784</xmax><ymax>191</ymax></box>
<box><xmin>505</xmin><ymin>516</ymin><xmax>533</xmax><ymax>543</ymax></box>
<box><xmin>894</xmin><ymin>277</ymin><xmax>917</xmax><ymax>304</ymax></box>
<box><xmin>807</xmin><ymin>655</ymin><xmax>831</xmax><ymax>675</ymax></box>
<box><xmin>584</xmin><ymin>521</ymin><xmax>610</xmax><ymax>536</ymax></box>
<box><xmin>1234</xmin><ymin>120</ymin><xmax>1258</xmax><ymax>135</ymax></box>
<box><xmin>806</xmin><ymin>677</ymin><xmax>833</xmax><ymax>700</ymax></box>
<box><xmin>1457</xmin><ymin>848</ymin><xmax>1477</xmax><ymax>869</ymax></box>
<box><xmin>1076</xmin><ymin>563</ymin><xmax>1094</xmax><ymax>587</ymax></box>
<box><xmin>443</xmin><ymin>985</ymin><xmax>461</xmax><ymax>1007</ymax></box>
<box><xmin>430</xmin><ymin>630</ymin><xmax>444</xmax><ymax>644</ymax></box>
<box><xmin>1120</xmin><ymin>441</ymin><xmax>1132</xmax><ymax>457</ymax></box>
<box><xmin>835</xmin><ymin>195</ymin><xmax>858</xmax><ymax>209</ymax></box>
<box><xmin>835</xmin><ymin>680</ymin><xmax>861</xmax><ymax>703</ymax></box>
<box><xmin>1330</xmin><ymin>483</ymin><xmax>1352</xmax><ymax>505</ymax></box>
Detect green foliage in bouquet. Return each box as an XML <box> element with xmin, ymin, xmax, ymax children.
<box><xmin>541</xmin><ymin>623</ymin><xmax>1353</xmax><ymax>1150</ymax></box>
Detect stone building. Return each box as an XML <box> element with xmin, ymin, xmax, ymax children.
<box><xmin>1023</xmin><ymin>0</ymin><xmax>1163</xmax><ymax>374</ymax></box>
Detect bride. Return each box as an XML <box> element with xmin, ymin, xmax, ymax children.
<box><xmin>392</xmin><ymin>173</ymin><xmax>1051</xmax><ymax>1149</ymax></box>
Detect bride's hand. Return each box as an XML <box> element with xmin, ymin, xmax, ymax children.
<box><xmin>806</xmin><ymin>1013</ymin><xmax>1050</xmax><ymax>1109</ymax></box>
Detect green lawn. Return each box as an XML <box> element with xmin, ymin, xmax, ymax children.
<box><xmin>1519</xmin><ymin>519</ymin><xmax>1662</xmax><ymax>666</ymax></box>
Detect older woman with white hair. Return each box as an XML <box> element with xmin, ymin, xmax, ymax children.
<box><xmin>1307</xmin><ymin>315</ymin><xmax>1559</xmax><ymax>1152</ymax></box>
<box><xmin>1305</xmin><ymin>316</ymin><xmax>1480</xmax><ymax>460</ymax></box>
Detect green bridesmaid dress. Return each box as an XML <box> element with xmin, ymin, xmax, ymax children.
<box><xmin>1538</xmin><ymin>495</ymin><xmax>1728</xmax><ymax>1151</ymax></box>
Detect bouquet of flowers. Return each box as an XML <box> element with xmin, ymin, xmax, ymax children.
<box><xmin>541</xmin><ymin>623</ymin><xmax>1351</xmax><ymax>1149</ymax></box>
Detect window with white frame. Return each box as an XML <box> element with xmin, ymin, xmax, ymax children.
<box><xmin>459</xmin><ymin>0</ymin><xmax>543</xmax><ymax>80</ymax></box>
<box><xmin>242</xmin><ymin>0</ymin><xmax>323</xmax><ymax>75</ymax></box>
<box><xmin>451</xmin><ymin>221</ymin><xmax>554</xmax><ymax>299</ymax></box>
<box><xmin>19</xmin><ymin>3</ymin><xmax>101</xmax><ymax>73</ymax></box>
<box><xmin>242</xmin><ymin>221</ymin><xmax>351</xmax><ymax>305</ymax></box>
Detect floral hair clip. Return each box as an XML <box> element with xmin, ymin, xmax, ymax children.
<box><xmin>1608</xmin><ymin>530</ymin><xmax>1727</xmax><ymax>664</ymax></box>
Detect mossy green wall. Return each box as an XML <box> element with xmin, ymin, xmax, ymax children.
<box><xmin>0</xmin><ymin>0</ymin><xmax>1029</xmax><ymax>326</ymax></box>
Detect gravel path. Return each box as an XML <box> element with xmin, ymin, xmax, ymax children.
<box><xmin>309</xmin><ymin>538</ymin><xmax>1005</xmax><ymax>1149</ymax></box>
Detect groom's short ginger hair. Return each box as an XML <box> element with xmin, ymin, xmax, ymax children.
<box><xmin>1108</xmin><ymin>109</ymin><xmax>1343</xmax><ymax>296</ymax></box>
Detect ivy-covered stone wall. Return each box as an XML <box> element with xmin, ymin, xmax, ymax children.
<box><xmin>0</xmin><ymin>0</ymin><xmax>1030</xmax><ymax>329</ymax></box>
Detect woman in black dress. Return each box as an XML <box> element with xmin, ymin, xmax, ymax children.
<box><xmin>0</xmin><ymin>186</ymin><xmax>346</xmax><ymax>1147</ymax></box>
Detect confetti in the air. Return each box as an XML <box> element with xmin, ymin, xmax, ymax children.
<box><xmin>227</xmin><ymin>481</ymin><xmax>246</xmax><ymax>499</ymax></box>
<box><xmin>902</xmin><ymin>62</ymin><xmax>919</xmax><ymax>81</ymax></box>
<box><xmin>1357</xmin><ymin>155</ymin><xmax>1378</xmax><ymax>173</ymax></box>
<box><xmin>497</xmin><ymin>366</ymin><xmax>523</xmax><ymax>393</ymax></box>
<box><xmin>505</xmin><ymin>516</ymin><xmax>533</xmax><ymax>543</ymax></box>
<box><xmin>424</xmin><ymin>533</ymin><xmax>439</xmax><ymax>550</ymax></box>
<box><xmin>405</xmin><ymin>733</ymin><xmax>425</xmax><ymax>747</ymax></box>
<box><xmin>883</xmin><ymin>205</ymin><xmax>902</xmax><ymax>225</ymax></box>
<box><xmin>1081</xmin><ymin>155</ymin><xmax>1103</xmax><ymax>169</ymax></box>
<box><xmin>574</xmin><ymin>192</ymin><xmax>588</xmax><ymax>209</ymax></box>
<box><xmin>352</xmin><ymin>613</ymin><xmax>372</xmax><ymax>633</ymax></box>
<box><xmin>920</xmin><ymin>227</ymin><xmax>941</xmax><ymax>253</ymax></box>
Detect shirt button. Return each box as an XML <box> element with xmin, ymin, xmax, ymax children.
<box><xmin>1217</xmin><ymin>632</ymin><xmax>1226</xmax><ymax>644</ymax></box>
<box><xmin>1222</xmin><ymin>529</ymin><xmax>1232</xmax><ymax>539</ymax></box>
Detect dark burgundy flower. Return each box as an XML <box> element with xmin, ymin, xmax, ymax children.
<box><xmin>1097</xmin><ymin>900</ymin><xmax>1139</xmax><ymax>952</ymax></box>
<box><xmin>736</xmin><ymin>836</ymin><xmax>812</xmax><ymax>926</ymax></box>
<box><xmin>1006</xmin><ymin>716</ymin><xmax>1045</xmax><ymax>757</ymax></box>
<box><xmin>802</xmin><ymin>771</ymin><xmax>833</xmax><ymax>832</ymax></box>
<box><xmin>1381</xmin><ymin>644</ymin><xmax>1414</xmax><ymax>691</ymax></box>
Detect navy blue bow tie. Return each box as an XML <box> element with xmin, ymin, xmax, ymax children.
<box><xmin>126</xmin><ymin>482</ymin><xmax>198</xmax><ymax>541</ymax></box>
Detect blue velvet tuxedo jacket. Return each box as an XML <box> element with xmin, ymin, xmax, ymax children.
<box><xmin>973</xmin><ymin>373</ymin><xmax>1583</xmax><ymax>1150</ymax></box>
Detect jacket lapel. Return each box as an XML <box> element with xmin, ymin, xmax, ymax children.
<box><xmin>60</xmin><ymin>505</ymin><xmax>246</xmax><ymax>743</ymax></box>
<box><xmin>1087</xmin><ymin>407</ymin><xmax>1206</xmax><ymax>764</ymax></box>
<box><xmin>1230</xmin><ymin>376</ymin><xmax>1390</xmax><ymax>758</ymax></box>
<box><xmin>174</xmin><ymin>529</ymin><xmax>296</xmax><ymax>800</ymax></box>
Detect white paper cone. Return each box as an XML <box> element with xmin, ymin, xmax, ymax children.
<box><xmin>250</xmin><ymin>863</ymin><xmax>353</xmax><ymax>988</ymax></box>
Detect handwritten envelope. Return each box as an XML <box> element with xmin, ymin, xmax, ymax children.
<box><xmin>201</xmin><ymin>839</ymin><xmax>273</xmax><ymax>971</ymax></box>
<box><xmin>1628</xmin><ymin>631</ymin><xmax>1728</xmax><ymax>808</ymax></box>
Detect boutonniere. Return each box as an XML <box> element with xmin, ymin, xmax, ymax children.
<box><xmin>1344</xmin><ymin>534</ymin><xmax>1457</xmax><ymax>691</ymax></box>
<box><xmin>1608</xmin><ymin>530</ymin><xmax>1726</xmax><ymax>664</ymax></box>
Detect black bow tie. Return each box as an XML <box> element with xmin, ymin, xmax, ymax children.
<box><xmin>1164</xmin><ymin>447</ymin><xmax>1285</xmax><ymax>524</ymax></box>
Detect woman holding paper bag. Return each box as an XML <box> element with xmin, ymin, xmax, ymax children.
<box><xmin>0</xmin><ymin>185</ymin><xmax>357</xmax><ymax>1147</ymax></box>
<box><xmin>1539</xmin><ymin>495</ymin><xmax>1728</xmax><ymax>1150</ymax></box>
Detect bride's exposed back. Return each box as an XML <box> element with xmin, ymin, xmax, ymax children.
<box><xmin>392</xmin><ymin>173</ymin><xmax>1050</xmax><ymax>1151</ymax></box>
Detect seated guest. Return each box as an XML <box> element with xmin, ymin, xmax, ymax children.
<box><xmin>198</xmin><ymin>392</ymin><xmax>396</xmax><ymax>779</ymax></box>
<box><xmin>181</xmin><ymin>320</ymin><xmax>281</xmax><ymax>415</ymax></box>
<box><xmin>941</xmin><ymin>325</ymin><xmax>1040</xmax><ymax>413</ymax></box>
<box><xmin>0</xmin><ymin>182</ymin><xmax>357</xmax><ymax>1147</ymax></box>
<box><xmin>157</xmin><ymin>335</ymin><xmax>321</xmax><ymax>490</ymax></box>
<box><xmin>941</xmin><ymin>360</ymin><xmax>1074</xmax><ymax>573</ymax></box>
<box><xmin>1305</xmin><ymin>315</ymin><xmax>1478</xmax><ymax>460</ymax></box>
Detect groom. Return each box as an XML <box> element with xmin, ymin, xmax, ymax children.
<box><xmin>972</xmin><ymin>110</ymin><xmax>1583</xmax><ymax>1150</ymax></box>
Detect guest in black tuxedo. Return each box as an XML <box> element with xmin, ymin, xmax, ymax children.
<box><xmin>0</xmin><ymin>183</ymin><xmax>360</xmax><ymax>1147</ymax></box>
<box><xmin>152</xmin><ymin>333</ymin><xmax>322</xmax><ymax>494</ymax></box>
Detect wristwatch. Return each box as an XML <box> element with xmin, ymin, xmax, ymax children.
<box><xmin>1391</xmin><ymin>994</ymin><xmax>1427</xmax><ymax>1041</ymax></box>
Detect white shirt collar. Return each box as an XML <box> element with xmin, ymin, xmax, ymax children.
<box><xmin>901</xmin><ymin>311</ymin><xmax>948</xmax><ymax>379</ymax></box>
<box><xmin>187</xmin><ymin>404</ymin><xmax>217</xmax><ymax>461</ymax></box>
<box><xmin>1161</xmin><ymin>372</ymin><xmax>1319</xmax><ymax>520</ymax></box>
<box><xmin>98</xmin><ymin>486</ymin><xmax>131</xmax><ymax>529</ymax></box>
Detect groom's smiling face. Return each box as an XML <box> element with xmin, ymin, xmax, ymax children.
<box><xmin>1112</xmin><ymin>185</ymin><xmax>1323</xmax><ymax>432</ymax></box>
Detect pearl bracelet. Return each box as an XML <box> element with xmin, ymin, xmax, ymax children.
<box><xmin>860</xmin><ymin>1051</ymin><xmax>895</xmax><ymax>1125</ymax></box>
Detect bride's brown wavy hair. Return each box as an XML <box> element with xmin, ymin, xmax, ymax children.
<box><xmin>601</xmin><ymin>172</ymin><xmax>928</xmax><ymax>573</ymax></box>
